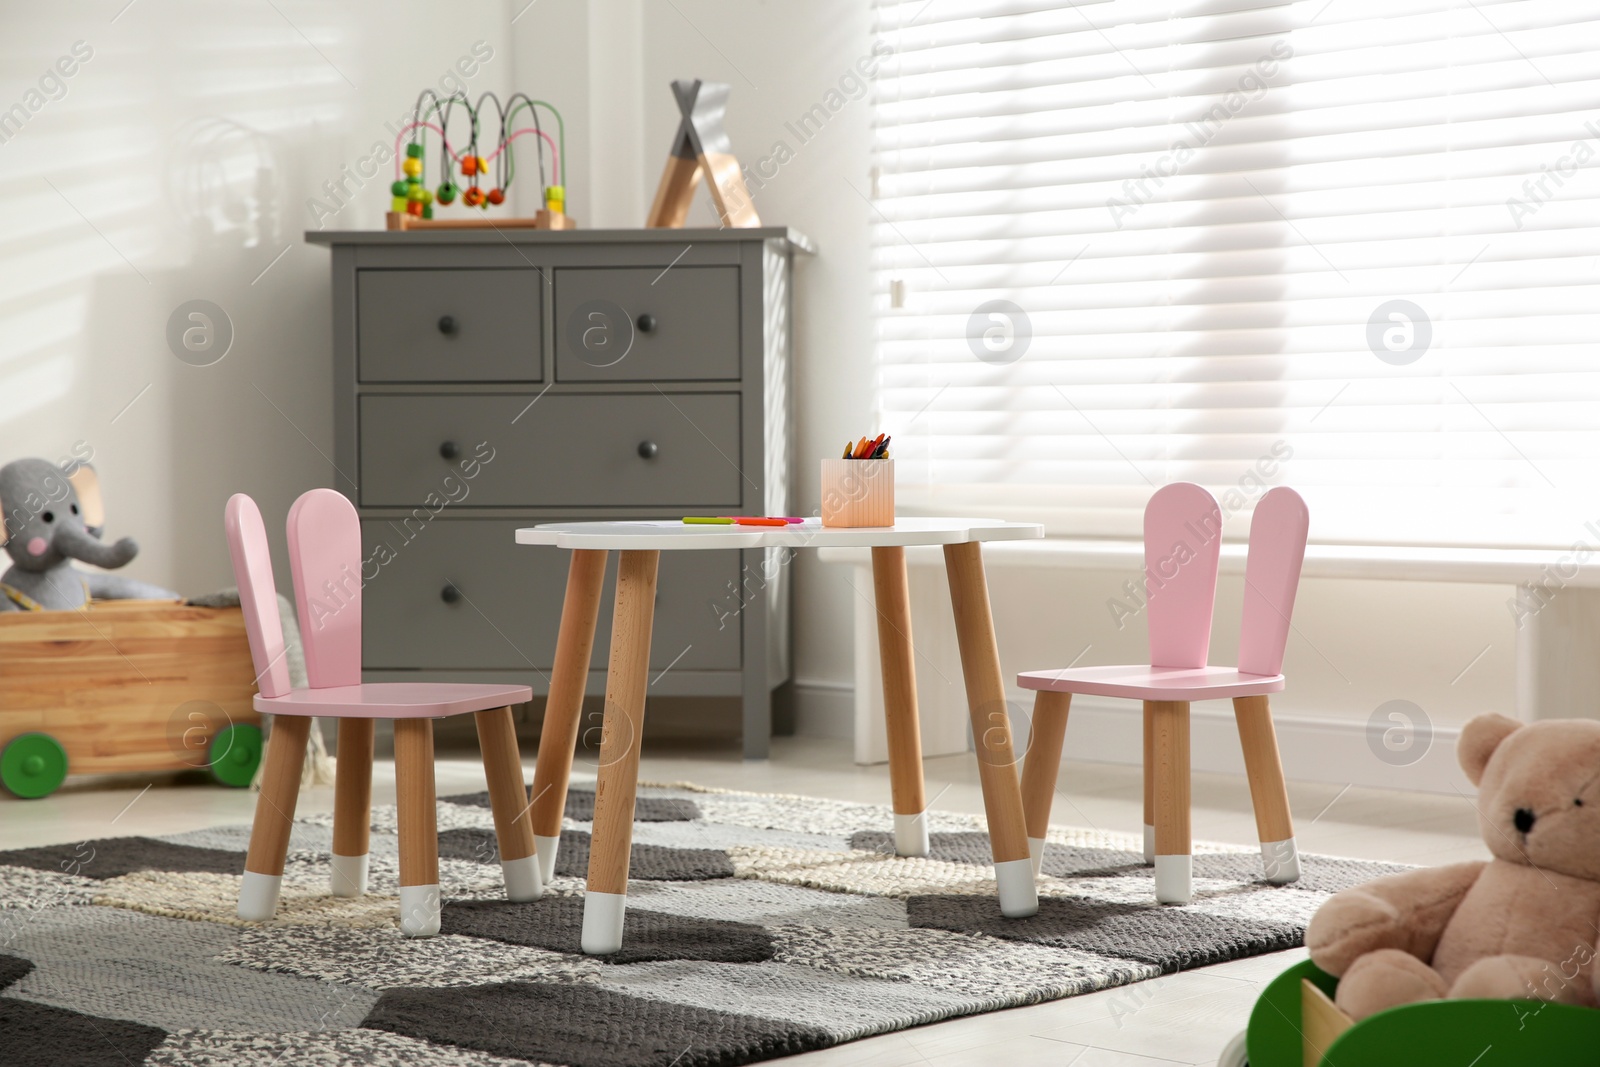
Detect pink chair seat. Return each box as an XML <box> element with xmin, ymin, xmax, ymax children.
<box><xmin>1017</xmin><ymin>664</ymin><xmax>1284</xmax><ymax>701</ymax></box>
<box><xmin>255</xmin><ymin>681</ymin><xmax>533</xmax><ymax>718</ymax></box>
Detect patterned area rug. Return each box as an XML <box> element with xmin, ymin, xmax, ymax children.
<box><xmin>0</xmin><ymin>781</ymin><xmax>1405</xmax><ymax>1066</ymax></box>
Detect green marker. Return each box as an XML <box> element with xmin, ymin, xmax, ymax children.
<box><xmin>682</xmin><ymin>516</ymin><xmax>734</xmax><ymax>524</ymax></box>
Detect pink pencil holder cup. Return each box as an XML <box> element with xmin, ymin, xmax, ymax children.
<box><xmin>821</xmin><ymin>458</ymin><xmax>894</xmax><ymax>528</ymax></box>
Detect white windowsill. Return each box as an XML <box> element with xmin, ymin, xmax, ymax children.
<box><xmin>819</xmin><ymin>538</ymin><xmax>1579</xmax><ymax>586</ymax></box>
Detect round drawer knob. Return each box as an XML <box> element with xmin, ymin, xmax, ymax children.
<box><xmin>438</xmin><ymin>315</ymin><xmax>457</xmax><ymax>335</ymax></box>
<box><xmin>440</xmin><ymin>583</ymin><xmax>462</xmax><ymax>605</ymax></box>
<box><xmin>636</xmin><ymin>313</ymin><xmax>657</xmax><ymax>334</ymax></box>
<box><xmin>637</xmin><ymin>440</ymin><xmax>658</xmax><ymax>459</ymax></box>
<box><xmin>439</xmin><ymin>441</ymin><xmax>460</xmax><ymax>460</ymax></box>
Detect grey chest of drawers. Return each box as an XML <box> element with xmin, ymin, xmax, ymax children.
<box><xmin>305</xmin><ymin>227</ymin><xmax>812</xmax><ymax>758</ymax></box>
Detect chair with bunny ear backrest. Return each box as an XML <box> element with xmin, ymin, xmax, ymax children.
<box><xmin>1016</xmin><ymin>482</ymin><xmax>1309</xmax><ymax>903</ymax></box>
<box><xmin>228</xmin><ymin>488</ymin><xmax>539</xmax><ymax>936</ymax></box>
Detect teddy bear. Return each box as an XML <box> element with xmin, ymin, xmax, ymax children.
<box><xmin>1306</xmin><ymin>713</ymin><xmax>1600</xmax><ymax>1020</ymax></box>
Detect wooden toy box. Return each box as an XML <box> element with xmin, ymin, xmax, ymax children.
<box><xmin>0</xmin><ymin>600</ymin><xmax>262</xmax><ymax>797</ymax></box>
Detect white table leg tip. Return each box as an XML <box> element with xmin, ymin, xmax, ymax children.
<box><xmin>1143</xmin><ymin>824</ymin><xmax>1155</xmax><ymax>865</ymax></box>
<box><xmin>1028</xmin><ymin>837</ymin><xmax>1045</xmax><ymax>879</ymax></box>
<box><xmin>581</xmin><ymin>891</ymin><xmax>627</xmax><ymax>955</ymax></box>
<box><xmin>237</xmin><ymin>871</ymin><xmax>282</xmax><ymax>921</ymax></box>
<box><xmin>329</xmin><ymin>853</ymin><xmax>368</xmax><ymax>898</ymax></box>
<box><xmin>893</xmin><ymin>812</ymin><xmax>930</xmax><ymax>858</ymax></box>
<box><xmin>1154</xmin><ymin>854</ymin><xmax>1192</xmax><ymax>904</ymax></box>
<box><xmin>501</xmin><ymin>855</ymin><xmax>543</xmax><ymax>902</ymax></box>
<box><xmin>535</xmin><ymin>835</ymin><xmax>560</xmax><ymax>885</ymax></box>
<box><xmin>995</xmin><ymin>858</ymin><xmax>1038</xmax><ymax>918</ymax></box>
<box><xmin>398</xmin><ymin>884</ymin><xmax>441</xmax><ymax>937</ymax></box>
<box><xmin>1261</xmin><ymin>837</ymin><xmax>1301</xmax><ymax>885</ymax></box>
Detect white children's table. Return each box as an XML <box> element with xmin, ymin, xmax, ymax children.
<box><xmin>514</xmin><ymin>517</ymin><xmax>1045</xmax><ymax>955</ymax></box>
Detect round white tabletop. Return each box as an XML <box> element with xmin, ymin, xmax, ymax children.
<box><xmin>514</xmin><ymin>516</ymin><xmax>1044</xmax><ymax>551</ymax></box>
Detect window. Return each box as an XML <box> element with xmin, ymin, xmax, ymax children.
<box><xmin>870</xmin><ymin>0</ymin><xmax>1600</xmax><ymax>546</ymax></box>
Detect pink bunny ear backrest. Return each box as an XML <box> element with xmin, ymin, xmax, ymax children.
<box><xmin>224</xmin><ymin>494</ymin><xmax>292</xmax><ymax>700</ymax></box>
<box><xmin>1238</xmin><ymin>486</ymin><xmax>1309</xmax><ymax>678</ymax></box>
<box><xmin>1143</xmin><ymin>482</ymin><xmax>1223</xmax><ymax>669</ymax></box>
<box><xmin>286</xmin><ymin>488</ymin><xmax>363</xmax><ymax>689</ymax></box>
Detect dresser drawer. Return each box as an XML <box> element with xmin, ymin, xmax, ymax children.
<box><xmin>357</xmin><ymin>269</ymin><xmax>542</xmax><ymax>383</ymax></box>
<box><xmin>360</xmin><ymin>519</ymin><xmax>741</xmax><ymax>671</ymax></box>
<box><xmin>555</xmin><ymin>267</ymin><xmax>739</xmax><ymax>382</ymax></box>
<box><xmin>358</xmin><ymin>393</ymin><xmax>742</xmax><ymax>508</ymax></box>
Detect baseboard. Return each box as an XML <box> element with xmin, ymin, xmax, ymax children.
<box><xmin>791</xmin><ymin>681</ymin><xmax>855</xmax><ymax>740</ymax></box>
<box><xmin>1032</xmin><ymin>697</ymin><xmax>1470</xmax><ymax>796</ymax></box>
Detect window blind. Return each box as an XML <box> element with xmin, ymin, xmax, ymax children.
<box><xmin>870</xmin><ymin>0</ymin><xmax>1600</xmax><ymax>546</ymax></box>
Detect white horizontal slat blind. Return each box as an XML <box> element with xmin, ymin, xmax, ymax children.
<box><xmin>871</xmin><ymin>0</ymin><xmax>1600</xmax><ymax>546</ymax></box>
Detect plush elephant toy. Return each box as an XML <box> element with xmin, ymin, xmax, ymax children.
<box><xmin>0</xmin><ymin>457</ymin><xmax>177</xmax><ymax>611</ymax></box>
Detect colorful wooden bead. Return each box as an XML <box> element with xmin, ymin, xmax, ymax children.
<box><xmin>391</xmin><ymin>196</ymin><xmax>407</xmax><ymax>213</ymax></box>
<box><xmin>436</xmin><ymin>182</ymin><xmax>457</xmax><ymax>204</ymax></box>
<box><xmin>463</xmin><ymin>186</ymin><xmax>483</xmax><ymax>207</ymax></box>
<box><xmin>407</xmin><ymin>184</ymin><xmax>425</xmax><ymax>202</ymax></box>
<box><xmin>487</xmin><ymin>188</ymin><xmax>505</xmax><ymax>205</ymax></box>
<box><xmin>402</xmin><ymin>157</ymin><xmax>422</xmax><ymax>177</ymax></box>
<box><xmin>459</xmin><ymin>156</ymin><xmax>477</xmax><ymax>176</ymax></box>
<box><xmin>405</xmin><ymin>142</ymin><xmax>424</xmax><ymax>159</ymax></box>
<box><xmin>406</xmin><ymin>199</ymin><xmax>423</xmax><ymax>217</ymax></box>
<box><xmin>422</xmin><ymin>204</ymin><xmax>434</xmax><ymax>219</ymax></box>
<box><xmin>390</xmin><ymin>180</ymin><xmax>408</xmax><ymax>197</ymax></box>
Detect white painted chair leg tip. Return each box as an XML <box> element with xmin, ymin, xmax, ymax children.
<box><xmin>581</xmin><ymin>891</ymin><xmax>627</xmax><ymax>955</ymax></box>
<box><xmin>1261</xmin><ymin>838</ymin><xmax>1301</xmax><ymax>885</ymax></box>
<box><xmin>1143</xmin><ymin>824</ymin><xmax>1155</xmax><ymax>865</ymax></box>
<box><xmin>1154</xmin><ymin>854</ymin><xmax>1193</xmax><ymax>904</ymax></box>
<box><xmin>995</xmin><ymin>858</ymin><xmax>1038</xmax><ymax>918</ymax></box>
<box><xmin>329</xmin><ymin>853</ymin><xmax>369</xmax><ymax>898</ymax></box>
<box><xmin>1028</xmin><ymin>837</ymin><xmax>1045</xmax><ymax>879</ymax></box>
<box><xmin>237</xmin><ymin>871</ymin><xmax>282</xmax><ymax>922</ymax></box>
<box><xmin>893</xmin><ymin>812</ymin><xmax>930</xmax><ymax>858</ymax></box>
<box><xmin>398</xmin><ymin>884</ymin><xmax>442</xmax><ymax>937</ymax></box>
<box><xmin>501</xmin><ymin>855</ymin><xmax>543</xmax><ymax>902</ymax></box>
<box><xmin>534</xmin><ymin>835</ymin><xmax>560</xmax><ymax>886</ymax></box>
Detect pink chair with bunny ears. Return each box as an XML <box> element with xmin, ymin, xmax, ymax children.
<box><xmin>227</xmin><ymin>490</ymin><xmax>538</xmax><ymax>936</ymax></box>
<box><xmin>1017</xmin><ymin>484</ymin><xmax>1310</xmax><ymax>903</ymax></box>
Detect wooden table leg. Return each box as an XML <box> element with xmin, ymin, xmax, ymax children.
<box><xmin>530</xmin><ymin>549</ymin><xmax>608</xmax><ymax>884</ymax></box>
<box><xmin>941</xmin><ymin>541</ymin><xmax>1038</xmax><ymax>918</ymax></box>
<box><xmin>239</xmin><ymin>714</ymin><xmax>311</xmax><ymax>921</ymax></box>
<box><xmin>394</xmin><ymin>717</ymin><xmax>441</xmax><ymax>935</ymax></box>
<box><xmin>1233</xmin><ymin>694</ymin><xmax>1300</xmax><ymax>884</ymax></box>
<box><xmin>870</xmin><ymin>546</ymin><xmax>929</xmax><ymax>857</ymax></box>
<box><xmin>1018</xmin><ymin>690</ymin><xmax>1070</xmax><ymax>876</ymax></box>
<box><xmin>582</xmin><ymin>549</ymin><xmax>659</xmax><ymax>954</ymax></box>
<box><xmin>1149</xmin><ymin>699</ymin><xmax>1192</xmax><ymax>904</ymax></box>
<box><xmin>330</xmin><ymin>718</ymin><xmax>374</xmax><ymax>898</ymax></box>
<box><xmin>476</xmin><ymin>705</ymin><xmax>542</xmax><ymax>901</ymax></box>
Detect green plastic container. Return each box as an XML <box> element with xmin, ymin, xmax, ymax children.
<box><xmin>1240</xmin><ymin>959</ymin><xmax>1600</xmax><ymax>1066</ymax></box>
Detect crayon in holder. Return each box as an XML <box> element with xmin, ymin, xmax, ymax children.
<box><xmin>821</xmin><ymin>458</ymin><xmax>894</xmax><ymax>528</ymax></box>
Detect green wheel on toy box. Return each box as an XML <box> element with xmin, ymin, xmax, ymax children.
<box><xmin>1231</xmin><ymin>958</ymin><xmax>1600</xmax><ymax>1066</ymax></box>
<box><xmin>208</xmin><ymin>723</ymin><xmax>263</xmax><ymax>788</ymax></box>
<box><xmin>1</xmin><ymin>732</ymin><xmax>69</xmax><ymax>798</ymax></box>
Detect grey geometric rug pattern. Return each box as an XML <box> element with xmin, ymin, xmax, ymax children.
<box><xmin>0</xmin><ymin>780</ymin><xmax>1408</xmax><ymax>1066</ymax></box>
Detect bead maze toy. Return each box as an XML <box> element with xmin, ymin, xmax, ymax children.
<box><xmin>387</xmin><ymin>90</ymin><xmax>574</xmax><ymax>231</ymax></box>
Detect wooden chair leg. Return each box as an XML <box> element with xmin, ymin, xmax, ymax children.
<box><xmin>476</xmin><ymin>704</ymin><xmax>541</xmax><ymax>901</ymax></box>
<box><xmin>942</xmin><ymin>541</ymin><xmax>1038</xmax><ymax>918</ymax></box>
<box><xmin>870</xmin><ymin>546</ymin><xmax>929</xmax><ymax>857</ymax></box>
<box><xmin>239</xmin><ymin>714</ymin><xmax>311</xmax><ymax>921</ymax></box>
<box><xmin>1149</xmin><ymin>699</ymin><xmax>1192</xmax><ymax>903</ymax></box>
<box><xmin>583</xmin><ymin>549</ymin><xmax>659</xmax><ymax>954</ymax></box>
<box><xmin>1018</xmin><ymin>691</ymin><xmax>1070</xmax><ymax>877</ymax></box>
<box><xmin>1233</xmin><ymin>694</ymin><xmax>1300</xmax><ymax>884</ymax></box>
<box><xmin>1142</xmin><ymin>701</ymin><xmax>1155</xmax><ymax>864</ymax></box>
<box><xmin>530</xmin><ymin>549</ymin><xmax>608</xmax><ymax>884</ymax></box>
<box><xmin>394</xmin><ymin>718</ymin><xmax>440</xmax><ymax>937</ymax></box>
<box><xmin>330</xmin><ymin>718</ymin><xmax>374</xmax><ymax>898</ymax></box>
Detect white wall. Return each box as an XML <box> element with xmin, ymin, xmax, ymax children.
<box><xmin>0</xmin><ymin>1</ymin><xmax>1525</xmax><ymax>751</ymax></box>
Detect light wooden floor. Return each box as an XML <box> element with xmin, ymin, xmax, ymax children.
<box><xmin>4</xmin><ymin>735</ymin><xmax>1486</xmax><ymax>1066</ymax></box>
